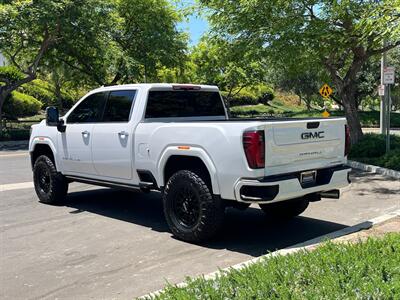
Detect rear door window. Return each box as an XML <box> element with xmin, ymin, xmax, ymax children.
<box><xmin>102</xmin><ymin>90</ymin><xmax>137</xmax><ymax>122</ymax></box>
<box><xmin>145</xmin><ymin>91</ymin><xmax>225</xmax><ymax>118</ymax></box>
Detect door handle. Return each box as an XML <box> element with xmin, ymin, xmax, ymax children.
<box><xmin>81</xmin><ymin>130</ymin><xmax>90</xmax><ymax>137</ymax></box>
<box><xmin>118</xmin><ymin>131</ymin><xmax>129</xmax><ymax>138</ymax></box>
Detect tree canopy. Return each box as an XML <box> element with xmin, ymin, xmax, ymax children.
<box><xmin>200</xmin><ymin>0</ymin><xmax>400</xmax><ymax>143</ymax></box>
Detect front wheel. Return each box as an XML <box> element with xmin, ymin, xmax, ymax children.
<box><xmin>33</xmin><ymin>155</ymin><xmax>68</xmax><ymax>204</ymax></box>
<box><xmin>259</xmin><ymin>197</ymin><xmax>309</xmax><ymax>220</ymax></box>
<box><xmin>163</xmin><ymin>170</ymin><xmax>225</xmax><ymax>242</ymax></box>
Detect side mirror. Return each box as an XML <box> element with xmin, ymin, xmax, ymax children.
<box><xmin>46</xmin><ymin>107</ymin><xmax>59</xmax><ymax>126</ymax></box>
<box><xmin>46</xmin><ymin>107</ymin><xmax>66</xmax><ymax>132</ymax></box>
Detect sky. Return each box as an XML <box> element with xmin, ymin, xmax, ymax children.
<box><xmin>178</xmin><ymin>14</ymin><xmax>208</xmax><ymax>45</ymax></box>
<box><xmin>175</xmin><ymin>0</ymin><xmax>209</xmax><ymax>45</ymax></box>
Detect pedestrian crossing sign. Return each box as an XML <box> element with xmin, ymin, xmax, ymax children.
<box><xmin>319</xmin><ymin>84</ymin><xmax>333</xmax><ymax>98</ymax></box>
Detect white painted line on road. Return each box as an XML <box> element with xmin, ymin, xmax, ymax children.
<box><xmin>0</xmin><ymin>152</ymin><xmax>29</xmax><ymax>158</ymax></box>
<box><xmin>0</xmin><ymin>182</ymin><xmax>33</xmax><ymax>192</ymax></box>
<box><xmin>140</xmin><ymin>209</ymin><xmax>400</xmax><ymax>299</ymax></box>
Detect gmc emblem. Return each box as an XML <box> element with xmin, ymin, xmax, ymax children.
<box><xmin>301</xmin><ymin>131</ymin><xmax>325</xmax><ymax>139</ymax></box>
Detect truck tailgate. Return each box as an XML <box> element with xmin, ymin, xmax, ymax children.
<box><xmin>264</xmin><ymin>118</ymin><xmax>347</xmax><ymax>176</ymax></box>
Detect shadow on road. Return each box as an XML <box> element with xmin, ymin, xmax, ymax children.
<box><xmin>64</xmin><ymin>188</ymin><xmax>348</xmax><ymax>257</ymax></box>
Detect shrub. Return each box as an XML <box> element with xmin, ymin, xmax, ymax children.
<box><xmin>19</xmin><ymin>79</ymin><xmax>75</xmax><ymax>109</ymax></box>
<box><xmin>223</xmin><ymin>84</ymin><xmax>275</xmax><ymax>107</ymax></box>
<box><xmin>0</xmin><ymin>129</ymin><xmax>30</xmax><ymax>141</ymax></box>
<box><xmin>3</xmin><ymin>91</ymin><xmax>42</xmax><ymax>120</ymax></box>
<box><xmin>348</xmin><ymin>133</ymin><xmax>400</xmax><ymax>171</ymax></box>
<box><xmin>256</xmin><ymin>85</ymin><xmax>275</xmax><ymax>105</ymax></box>
<box><xmin>349</xmin><ymin>133</ymin><xmax>400</xmax><ymax>158</ymax></box>
<box><xmin>377</xmin><ymin>149</ymin><xmax>400</xmax><ymax>170</ymax></box>
<box><xmin>0</xmin><ymin>66</ymin><xmax>25</xmax><ymax>83</ymax></box>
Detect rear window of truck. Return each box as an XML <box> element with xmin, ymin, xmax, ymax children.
<box><xmin>145</xmin><ymin>91</ymin><xmax>225</xmax><ymax>119</ymax></box>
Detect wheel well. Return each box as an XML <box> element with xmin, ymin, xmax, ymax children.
<box><xmin>31</xmin><ymin>144</ymin><xmax>55</xmax><ymax>168</ymax></box>
<box><xmin>164</xmin><ymin>155</ymin><xmax>212</xmax><ymax>191</ymax></box>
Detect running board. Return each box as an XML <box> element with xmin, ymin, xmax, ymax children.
<box><xmin>66</xmin><ymin>176</ymin><xmax>141</xmax><ymax>191</ymax></box>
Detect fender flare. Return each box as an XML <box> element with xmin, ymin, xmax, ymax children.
<box><xmin>157</xmin><ymin>146</ymin><xmax>221</xmax><ymax>195</ymax></box>
<box><xmin>30</xmin><ymin>137</ymin><xmax>59</xmax><ymax>169</ymax></box>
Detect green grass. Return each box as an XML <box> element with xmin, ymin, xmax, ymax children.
<box><xmin>230</xmin><ymin>105</ymin><xmax>400</xmax><ymax>128</ymax></box>
<box><xmin>150</xmin><ymin>234</ymin><xmax>400</xmax><ymax>300</ymax></box>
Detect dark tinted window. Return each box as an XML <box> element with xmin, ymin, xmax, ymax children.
<box><xmin>67</xmin><ymin>92</ymin><xmax>106</xmax><ymax>123</ymax></box>
<box><xmin>145</xmin><ymin>91</ymin><xmax>225</xmax><ymax>118</ymax></box>
<box><xmin>102</xmin><ymin>90</ymin><xmax>136</xmax><ymax>122</ymax></box>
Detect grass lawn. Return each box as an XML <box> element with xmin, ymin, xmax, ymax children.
<box><xmin>151</xmin><ymin>234</ymin><xmax>400</xmax><ymax>299</ymax></box>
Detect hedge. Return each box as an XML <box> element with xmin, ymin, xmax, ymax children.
<box><xmin>19</xmin><ymin>79</ymin><xmax>74</xmax><ymax>109</ymax></box>
<box><xmin>222</xmin><ymin>85</ymin><xmax>275</xmax><ymax>107</ymax></box>
<box><xmin>348</xmin><ymin>133</ymin><xmax>400</xmax><ymax>171</ymax></box>
<box><xmin>3</xmin><ymin>91</ymin><xmax>42</xmax><ymax>120</ymax></box>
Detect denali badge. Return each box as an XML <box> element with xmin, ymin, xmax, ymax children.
<box><xmin>301</xmin><ymin>131</ymin><xmax>325</xmax><ymax>139</ymax></box>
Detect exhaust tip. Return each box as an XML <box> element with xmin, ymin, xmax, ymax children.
<box><xmin>320</xmin><ymin>189</ymin><xmax>340</xmax><ymax>199</ymax></box>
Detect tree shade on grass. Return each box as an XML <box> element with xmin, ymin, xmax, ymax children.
<box><xmin>150</xmin><ymin>234</ymin><xmax>400</xmax><ymax>300</ymax></box>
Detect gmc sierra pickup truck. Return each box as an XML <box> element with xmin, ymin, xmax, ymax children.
<box><xmin>30</xmin><ymin>84</ymin><xmax>351</xmax><ymax>242</ymax></box>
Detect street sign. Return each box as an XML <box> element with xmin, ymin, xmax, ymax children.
<box><xmin>319</xmin><ymin>84</ymin><xmax>333</xmax><ymax>98</ymax></box>
<box><xmin>378</xmin><ymin>84</ymin><xmax>385</xmax><ymax>96</ymax></box>
<box><xmin>322</xmin><ymin>110</ymin><xmax>330</xmax><ymax>118</ymax></box>
<box><xmin>383</xmin><ymin>67</ymin><xmax>395</xmax><ymax>84</ymax></box>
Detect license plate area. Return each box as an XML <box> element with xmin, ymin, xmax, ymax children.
<box><xmin>300</xmin><ymin>170</ymin><xmax>317</xmax><ymax>186</ymax></box>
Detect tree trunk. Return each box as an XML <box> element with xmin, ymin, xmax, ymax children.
<box><xmin>0</xmin><ymin>87</ymin><xmax>12</xmax><ymax>133</ymax></box>
<box><xmin>340</xmin><ymin>90</ymin><xmax>363</xmax><ymax>145</ymax></box>
<box><xmin>51</xmin><ymin>69</ymin><xmax>63</xmax><ymax>111</ymax></box>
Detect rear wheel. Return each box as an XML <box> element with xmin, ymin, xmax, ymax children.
<box><xmin>33</xmin><ymin>155</ymin><xmax>68</xmax><ymax>204</ymax></box>
<box><xmin>163</xmin><ymin>170</ymin><xmax>225</xmax><ymax>242</ymax></box>
<box><xmin>259</xmin><ymin>197</ymin><xmax>309</xmax><ymax>220</ymax></box>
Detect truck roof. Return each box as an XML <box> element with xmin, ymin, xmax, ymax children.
<box><xmin>91</xmin><ymin>83</ymin><xmax>220</xmax><ymax>93</ymax></box>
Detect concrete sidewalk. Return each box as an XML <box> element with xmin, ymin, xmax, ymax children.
<box><xmin>362</xmin><ymin>128</ymin><xmax>400</xmax><ymax>135</ymax></box>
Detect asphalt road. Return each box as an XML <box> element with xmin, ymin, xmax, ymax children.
<box><xmin>0</xmin><ymin>152</ymin><xmax>399</xmax><ymax>299</ymax></box>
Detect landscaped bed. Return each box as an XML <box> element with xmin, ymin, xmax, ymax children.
<box><xmin>348</xmin><ymin>133</ymin><xmax>400</xmax><ymax>171</ymax></box>
<box><xmin>151</xmin><ymin>233</ymin><xmax>400</xmax><ymax>299</ymax></box>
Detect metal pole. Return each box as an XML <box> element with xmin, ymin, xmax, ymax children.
<box><xmin>386</xmin><ymin>84</ymin><xmax>391</xmax><ymax>153</ymax></box>
<box><xmin>380</xmin><ymin>40</ymin><xmax>387</xmax><ymax>134</ymax></box>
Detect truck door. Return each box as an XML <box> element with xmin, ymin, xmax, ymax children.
<box><xmin>59</xmin><ymin>92</ymin><xmax>107</xmax><ymax>175</ymax></box>
<box><xmin>91</xmin><ymin>90</ymin><xmax>137</xmax><ymax>181</ymax></box>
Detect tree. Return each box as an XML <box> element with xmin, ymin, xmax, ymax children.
<box><xmin>111</xmin><ymin>0</ymin><xmax>187</xmax><ymax>84</ymax></box>
<box><xmin>200</xmin><ymin>0</ymin><xmax>400</xmax><ymax>144</ymax></box>
<box><xmin>0</xmin><ymin>0</ymin><xmax>113</xmax><ymax>125</ymax></box>
<box><xmin>190</xmin><ymin>37</ymin><xmax>268</xmax><ymax>108</ymax></box>
<box><xmin>0</xmin><ymin>0</ymin><xmax>187</xmax><ymax>126</ymax></box>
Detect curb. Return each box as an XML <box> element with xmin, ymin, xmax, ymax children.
<box><xmin>140</xmin><ymin>209</ymin><xmax>400</xmax><ymax>299</ymax></box>
<box><xmin>347</xmin><ymin>160</ymin><xmax>400</xmax><ymax>179</ymax></box>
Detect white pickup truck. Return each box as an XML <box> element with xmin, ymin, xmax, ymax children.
<box><xmin>30</xmin><ymin>84</ymin><xmax>351</xmax><ymax>242</ymax></box>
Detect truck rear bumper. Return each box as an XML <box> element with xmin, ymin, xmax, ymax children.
<box><xmin>234</xmin><ymin>165</ymin><xmax>351</xmax><ymax>204</ymax></box>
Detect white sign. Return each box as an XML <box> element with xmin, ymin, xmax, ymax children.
<box><xmin>378</xmin><ymin>84</ymin><xmax>385</xmax><ymax>96</ymax></box>
<box><xmin>383</xmin><ymin>67</ymin><xmax>395</xmax><ymax>84</ymax></box>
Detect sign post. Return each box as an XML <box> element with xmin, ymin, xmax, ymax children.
<box><xmin>319</xmin><ymin>84</ymin><xmax>333</xmax><ymax>118</ymax></box>
<box><xmin>382</xmin><ymin>66</ymin><xmax>395</xmax><ymax>153</ymax></box>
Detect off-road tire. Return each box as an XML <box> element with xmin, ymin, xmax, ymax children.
<box><xmin>163</xmin><ymin>170</ymin><xmax>225</xmax><ymax>242</ymax></box>
<box><xmin>33</xmin><ymin>155</ymin><xmax>68</xmax><ymax>204</ymax></box>
<box><xmin>259</xmin><ymin>197</ymin><xmax>309</xmax><ymax>220</ymax></box>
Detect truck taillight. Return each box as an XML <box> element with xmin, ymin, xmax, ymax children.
<box><xmin>345</xmin><ymin>125</ymin><xmax>351</xmax><ymax>156</ymax></box>
<box><xmin>243</xmin><ymin>130</ymin><xmax>265</xmax><ymax>169</ymax></box>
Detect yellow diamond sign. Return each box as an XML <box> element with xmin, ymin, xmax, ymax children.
<box><xmin>319</xmin><ymin>84</ymin><xmax>333</xmax><ymax>98</ymax></box>
<box><xmin>322</xmin><ymin>110</ymin><xmax>330</xmax><ymax>118</ymax></box>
